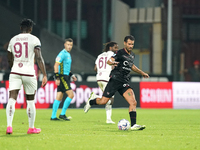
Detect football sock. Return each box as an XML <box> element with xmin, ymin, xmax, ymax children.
<box><xmin>129</xmin><ymin>111</ymin><xmax>137</xmax><ymax>126</ymax></box>
<box><xmin>51</xmin><ymin>99</ymin><xmax>60</xmax><ymax>118</ymax></box>
<box><xmin>105</xmin><ymin>104</ymin><xmax>112</xmax><ymax>120</ymax></box>
<box><xmin>6</xmin><ymin>98</ymin><xmax>16</xmax><ymax>127</ymax></box>
<box><xmin>89</xmin><ymin>99</ymin><xmax>97</xmax><ymax>105</ymax></box>
<box><xmin>27</xmin><ymin>100</ymin><xmax>36</xmax><ymax>128</ymax></box>
<box><xmin>60</xmin><ymin>97</ymin><xmax>72</xmax><ymax>115</ymax></box>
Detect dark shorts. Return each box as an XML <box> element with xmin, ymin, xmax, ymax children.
<box><xmin>57</xmin><ymin>75</ymin><xmax>71</xmax><ymax>93</ymax></box>
<box><xmin>102</xmin><ymin>78</ymin><xmax>132</xmax><ymax>98</ymax></box>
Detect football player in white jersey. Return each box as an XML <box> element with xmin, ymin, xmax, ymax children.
<box><xmin>6</xmin><ymin>18</ymin><xmax>47</xmax><ymax>134</ymax></box>
<box><xmin>94</xmin><ymin>42</ymin><xmax>118</xmax><ymax>124</ymax></box>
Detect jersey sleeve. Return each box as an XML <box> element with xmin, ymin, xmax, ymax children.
<box><xmin>55</xmin><ymin>51</ymin><xmax>64</xmax><ymax>63</ymax></box>
<box><xmin>7</xmin><ymin>40</ymin><xmax>12</xmax><ymax>52</ymax></box>
<box><xmin>34</xmin><ymin>37</ymin><xmax>41</xmax><ymax>48</ymax></box>
<box><xmin>112</xmin><ymin>50</ymin><xmax>121</xmax><ymax>61</ymax></box>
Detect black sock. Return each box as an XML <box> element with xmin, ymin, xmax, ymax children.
<box><xmin>129</xmin><ymin>111</ymin><xmax>136</xmax><ymax>126</ymax></box>
<box><xmin>89</xmin><ymin>98</ymin><xmax>97</xmax><ymax>105</ymax></box>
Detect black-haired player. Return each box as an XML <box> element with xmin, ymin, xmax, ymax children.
<box><xmin>6</xmin><ymin>18</ymin><xmax>47</xmax><ymax>134</ymax></box>
<box><xmin>84</xmin><ymin>35</ymin><xmax>149</xmax><ymax>131</ymax></box>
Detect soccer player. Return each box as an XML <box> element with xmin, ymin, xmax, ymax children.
<box><xmin>94</xmin><ymin>42</ymin><xmax>118</xmax><ymax>124</ymax></box>
<box><xmin>50</xmin><ymin>38</ymin><xmax>77</xmax><ymax>121</ymax></box>
<box><xmin>6</xmin><ymin>18</ymin><xmax>47</xmax><ymax>134</ymax></box>
<box><xmin>84</xmin><ymin>35</ymin><xmax>149</xmax><ymax>131</ymax></box>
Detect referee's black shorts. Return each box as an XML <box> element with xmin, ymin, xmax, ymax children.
<box><xmin>57</xmin><ymin>75</ymin><xmax>72</xmax><ymax>93</ymax></box>
<box><xmin>102</xmin><ymin>78</ymin><xmax>132</xmax><ymax>98</ymax></box>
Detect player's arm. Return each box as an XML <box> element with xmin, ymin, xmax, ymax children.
<box><xmin>34</xmin><ymin>47</ymin><xmax>47</xmax><ymax>87</ymax></box>
<box><xmin>94</xmin><ymin>64</ymin><xmax>97</xmax><ymax>72</ymax></box>
<box><xmin>7</xmin><ymin>51</ymin><xmax>13</xmax><ymax>69</ymax></box>
<box><xmin>53</xmin><ymin>62</ymin><xmax>61</xmax><ymax>85</ymax></box>
<box><xmin>107</xmin><ymin>57</ymin><xmax>119</xmax><ymax>66</ymax></box>
<box><xmin>131</xmin><ymin>64</ymin><xmax>149</xmax><ymax>78</ymax></box>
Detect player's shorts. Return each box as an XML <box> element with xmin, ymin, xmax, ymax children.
<box><xmin>103</xmin><ymin>78</ymin><xmax>132</xmax><ymax>98</ymax></box>
<box><xmin>97</xmin><ymin>81</ymin><xmax>114</xmax><ymax>99</ymax></box>
<box><xmin>9</xmin><ymin>73</ymin><xmax>37</xmax><ymax>95</ymax></box>
<box><xmin>57</xmin><ymin>75</ymin><xmax>71</xmax><ymax>93</ymax></box>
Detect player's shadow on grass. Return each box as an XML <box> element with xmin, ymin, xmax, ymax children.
<box><xmin>0</xmin><ymin>133</ymin><xmax>31</xmax><ymax>137</ymax></box>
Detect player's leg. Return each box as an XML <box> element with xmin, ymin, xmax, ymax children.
<box><xmin>59</xmin><ymin>89</ymin><xmax>74</xmax><ymax>120</ymax></box>
<box><xmin>122</xmin><ymin>88</ymin><xmax>145</xmax><ymax>131</ymax></box>
<box><xmin>105</xmin><ymin>97</ymin><xmax>115</xmax><ymax>124</ymax></box>
<box><xmin>51</xmin><ymin>91</ymin><xmax>63</xmax><ymax>120</ymax></box>
<box><xmin>23</xmin><ymin>76</ymin><xmax>41</xmax><ymax>134</ymax></box>
<box><xmin>6</xmin><ymin>74</ymin><xmax>22</xmax><ymax>134</ymax></box>
<box><xmin>84</xmin><ymin>79</ymin><xmax>116</xmax><ymax>113</ymax></box>
<box><xmin>98</xmin><ymin>81</ymin><xmax>115</xmax><ymax>124</ymax></box>
<box><xmin>59</xmin><ymin>76</ymin><xmax>73</xmax><ymax>120</ymax></box>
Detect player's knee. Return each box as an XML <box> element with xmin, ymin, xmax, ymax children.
<box><xmin>68</xmin><ymin>92</ymin><xmax>74</xmax><ymax>99</ymax></box>
<box><xmin>129</xmin><ymin>99</ymin><xmax>137</xmax><ymax>107</ymax></box>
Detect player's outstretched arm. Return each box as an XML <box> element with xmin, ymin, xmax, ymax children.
<box><xmin>107</xmin><ymin>57</ymin><xmax>119</xmax><ymax>66</ymax></box>
<box><xmin>131</xmin><ymin>64</ymin><xmax>149</xmax><ymax>78</ymax></box>
<box><xmin>34</xmin><ymin>47</ymin><xmax>47</xmax><ymax>87</ymax></box>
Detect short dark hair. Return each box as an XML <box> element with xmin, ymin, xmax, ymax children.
<box><xmin>65</xmin><ymin>38</ymin><xmax>73</xmax><ymax>43</ymax></box>
<box><xmin>20</xmin><ymin>18</ymin><xmax>35</xmax><ymax>29</ymax></box>
<box><xmin>103</xmin><ymin>41</ymin><xmax>117</xmax><ymax>52</ymax></box>
<box><xmin>124</xmin><ymin>35</ymin><xmax>135</xmax><ymax>42</ymax></box>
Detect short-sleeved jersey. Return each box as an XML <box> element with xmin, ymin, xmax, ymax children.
<box><xmin>7</xmin><ymin>33</ymin><xmax>41</xmax><ymax>76</ymax></box>
<box><xmin>110</xmin><ymin>48</ymin><xmax>135</xmax><ymax>83</ymax></box>
<box><xmin>95</xmin><ymin>51</ymin><xmax>114</xmax><ymax>82</ymax></box>
<box><xmin>55</xmin><ymin>49</ymin><xmax>71</xmax><ymax>75</ymax></box>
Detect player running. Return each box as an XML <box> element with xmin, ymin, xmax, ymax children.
<box><xmin>94</xmin><ymin>42</ymin><xmax>118</xmax><ymax>124</ymax></box>
<box><xmin>6</xmin><ymin>18</ymin><xmax>47</xmax><ymax>134</ymax></box>
<box><xmin>84</xmin><ymin>35</ymin><xmax>149</xmax><ymax>131</ymax></box>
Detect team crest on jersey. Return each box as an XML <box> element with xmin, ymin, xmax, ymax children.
<box><xmin>18</xmin><ymin>63</ymin><xmax>23</xmax><ymax>68</ymax></box>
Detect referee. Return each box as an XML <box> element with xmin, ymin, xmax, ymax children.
<box><xmin>51</xmin><ymin>38</ymin><xmax>77</xmax><ymax>121</ymax></box>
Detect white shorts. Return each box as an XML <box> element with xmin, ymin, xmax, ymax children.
<box><xmin>9</xmin><ymin>74</ymin><xmax>37</xmax><ymax>95</ymax></box>
<box><xmin>97</xmin><ymin>81</ymin><xmax>114</xmax><ymax>99</ymax></box>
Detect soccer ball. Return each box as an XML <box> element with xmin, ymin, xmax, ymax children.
<box><xmin>118</xmin><ymin>119</ymin><xmax>130</xmax><ymax>130</ymax></box>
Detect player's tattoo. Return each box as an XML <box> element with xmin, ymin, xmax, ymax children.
<box><xmin>128</xmin><ymin>92</ymin><xmax>131</xmax><ymax>96</ymax></box>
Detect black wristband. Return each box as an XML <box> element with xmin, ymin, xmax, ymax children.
<box><xmin>69</xmin><ymin>72</ymin><xmax>73</xmax><ymax>77</ymax></box>
<box><xmin>54</xmin><ymin>73</ymin><xmax>60</xmax><ymax>80</ymax></box>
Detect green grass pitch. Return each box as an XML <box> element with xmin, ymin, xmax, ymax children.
<box><xmin>0</xmin><ymin>108</ymin><xmax>200</xmax><ymax>150</ymax></box>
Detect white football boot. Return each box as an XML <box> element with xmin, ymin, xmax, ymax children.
<box><xmin>131</xmin><ymin>124</ymin><xmax>146</xmax><ymax>131</ymax></box>
<box><xmin>106</xmin><ymin>119</ymin><xmax>115</xmax><ymax>124</ymax></box>
<box><xmin>84</xmin><ymin>92</ymin><xmax>97</xmax><ymax>113</ymax></box>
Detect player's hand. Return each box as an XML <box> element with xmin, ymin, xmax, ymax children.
<box><xmin>55</xmin><ymin>79</ymin><xmax>60</xmax><ymax>86</ymax></box>
<box><xmin>72</xmin><ymin>75</ymin><xmax>77</xmax><ymax>82</ymax></box>
<box><xmin>112</xmin><ymin>61</ymin><xmax>119</xmax><ymax>66</ymax></box>
<box><xmin>142</xmin><ymin>73</ymin><xmax>149</xmax><ymax>78</ymax></box>
<box><xmin>42</xmin><ymin>76</ymin><xmax>48</xmax><ymax>87</ymax></box>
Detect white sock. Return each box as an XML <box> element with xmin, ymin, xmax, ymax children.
<box><xmin>105</xmin><ymin>104</ymin><xmax>112</xmax><ymax>120</ymax></box>
<box><xmin>27</xmin><ymin>100</ymin><xmax>36</xmax><ymax>128</ymax></box>
<box><xmin>6</xmin><ymin>98</ymin><xmax>16</xmax><ymax>127</ymax></box>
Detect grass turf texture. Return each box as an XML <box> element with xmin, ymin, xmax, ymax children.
<box><xmin>0</xmin><ymin>108</ymin><xmax>200</xmax><ymax>150</ymax></box>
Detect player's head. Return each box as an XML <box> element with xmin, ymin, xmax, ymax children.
<box><xmin>103</xmin><ymin>42</ymin><xmax>118</xmax><ymax>52</ymax></box>
<box><xmin>124</xmin><ymin>35</ymin><xmax>135</xmax><ymax>52</ymax></box>
<box><xmin>20</xmin><ymin>18</ymin><xmax>35</xmax><ymax>33</ymax></box>
<box><xmin>64</xmin><ymin>38</ymin><xmax>73</xmax><ymax>52</ymax></box>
